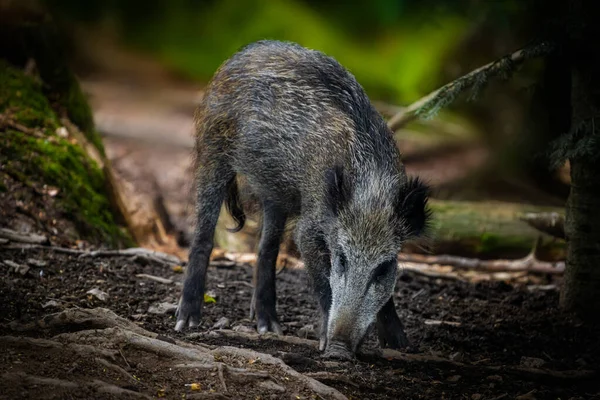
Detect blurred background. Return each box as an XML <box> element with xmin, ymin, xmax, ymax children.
<box><xmin>2</xmin><ymin>0</ymin><xmax>569</xmax><ymax>260</ymax></box>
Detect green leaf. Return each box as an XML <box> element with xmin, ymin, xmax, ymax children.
<box><xmin>204</xmin><ymin>294</ymin><xmax>216</xmax><ymax>304</ymax></box>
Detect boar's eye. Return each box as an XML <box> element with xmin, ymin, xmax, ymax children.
<box><xmin>337</xmin><ymin>252</ymin><xmax>347</xmax><ymax>275</ymax></box>
<box><xmin>372</xmin><ymin>259</ymin><xmax>396</xmax><ymax>284</ymax></box>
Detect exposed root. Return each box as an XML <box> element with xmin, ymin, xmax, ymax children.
<box><xmin>212</xmin><ymin>346</ymin><xmax>348</xmax><ymax>400</ymax></box>
<box><xmin>191</xmin><ymin>328</ymin><xmax>319</xmax><ymax>348</ymax></box>
<box><xmin>305</xmin><ymin>372</ymin><xmax>361</xmax><ymax>388</ymax></box>
<box><xmin>8</xmin><ymin>307</ymin><xmax>150</xmax><ymax>335</ymax></box>
<box><xmin>0</xmin><ymin>335</ymin><xmax>119</xmax><ymax>360</ymax></box>
<box><xmin>4</xmin><ymin>307</ymin><xmax>347</xmax><ymax>400</ymax></box>
<box><xmin>372</xmin><ymin>349</ymin><xmax>597</xmax><ymax>383</ymax></box>
<box><xmin>1</xmin><ymin>243</ymin><xmax>183</xmax><ymax>266</ymax></box>
<box><xmin>1</xmin><ymin>372</ymin><xmax>150</xmax><ymax>398</ymax></box>
<box><xmin>94</xmin><ymin>357</ymin><xmax>138</xmax><ymax>383</ymax></box>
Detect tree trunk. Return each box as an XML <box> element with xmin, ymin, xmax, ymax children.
<box><xmin>559</xmin><ymin>0</ymin><xmax>600</xmax><ymax>318</ymax></box>
<box><xmin>560</xmin><ymin>157</ymin><xmax>600</xmax><ymax>318</ymax></box>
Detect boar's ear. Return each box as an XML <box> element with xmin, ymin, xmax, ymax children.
<box><xmin>396</xmin><ymin>176</ymin><xmax>431</xmax><ymax>238</ymax></box>
<box><xmin>324</xmin><ymin>165</ymin><xmax>352</xmax><ymax>216</ymax></box>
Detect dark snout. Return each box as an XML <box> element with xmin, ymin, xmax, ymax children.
<box><xmin>323</xmin><ymin>310</ymin><xmax>361</xmax><ymax>360</ymax></box>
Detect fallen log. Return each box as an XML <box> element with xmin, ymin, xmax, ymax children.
<box><xmin>398</xmin><ymin>252</ymin><xmax>565</xmax><ymax>275</ymax></box>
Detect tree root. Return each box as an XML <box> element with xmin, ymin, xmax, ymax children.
<box><xmin>4</xmin><ymin>307</ymin><xmax>348</xmax><ymax>400</ymax></box>
<box><xmin>304</xmin><ymin>372</ymin><xmax>361</xmax><ymax>388</ymax></box>
<box><xmin>371</xmin><ymin>349</ymin><xmax>597</xmax><ymax>383</ymax></box>
<box><xmin>1</xmin><ymin>372</ymin><xmax>151</xmax><ymax>398</ymax></box>
<box><xmin>211</xmin><ymin>346</ymin><xmax>347</xmax><ymax>400</ymax></box>
<box><xmin>190</xmin><ymin>328</ymin><xmax>596</xmax><ymax>385</ymax></box>
<box><xmin>191</xmin><ymin>328</ymin><xmax>319</xmax><ymax>348</ymax></box>
<box><xmin>7</xmin><ymin>307</ymin><xmax>150</xmax><ymax>335</ymax></box>
<box><xmin>2</xmin><ymin>243</ymin><xmax>182</xmax><ymax>266</ymax></box>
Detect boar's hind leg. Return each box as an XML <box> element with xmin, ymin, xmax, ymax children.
<box><xmin>375</xmin><ymin>296</ymin><xmax>411</xmax><ymax>349</ymax></box>
<box><xmin>175</xmin><ymin>161</ymin><xmax>234</xmax><ymax>332</ymax></box>
<box><xmin>252</xmin><ymin>200</ymin><xmax>287</xmax><ymax>335</ymax></box>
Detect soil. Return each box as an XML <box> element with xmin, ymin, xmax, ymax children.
<box><xmin>1</xmin><ymin>247</ymin><xmax>599</xmax><ymax>399</ymax></box>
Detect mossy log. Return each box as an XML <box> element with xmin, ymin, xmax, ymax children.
<box><xmin>420</xmin><ymin>200</ymin><xmax>565</xmax><ymax>260</ymax></box>
<box><xmin>213</xmin><ymin>200</ymin><xmax>565</xmax><ymax>261</ymax></box>
<box><xmin>0</xmin><ymin>2</ymin><xmax>134</xmax><ymax>247</ymax></box>
<box><xmin>0</xmin><ymin>60</ymin><xmax>132</xmax><ymax>247</ymax></box>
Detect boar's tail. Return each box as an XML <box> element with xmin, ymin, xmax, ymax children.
<box><xmin>225</xmin><ymin>175</ymin><xmax>246</xmax><ymax>233</ymax></box>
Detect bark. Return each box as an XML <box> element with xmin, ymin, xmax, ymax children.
<box><xmin>559</xmin><ymin>0</ymin><xmax>600</xmax><ymax>319</ymax></box>
<box><xmin>560</xmin><ymin>157</ymin><xmax>600</xmax><ymax>317</ymax></box>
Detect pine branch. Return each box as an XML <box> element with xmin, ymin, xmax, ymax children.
<box><xmin>387</xmin><ymin>41</ymin><xmax>556</xmax><ymax>131</ymax></box>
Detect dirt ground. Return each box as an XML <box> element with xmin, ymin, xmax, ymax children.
<box><xmin>1</xmin><ymin>246</ymin><xmax>599</xmax><ymax>400</ymax></box>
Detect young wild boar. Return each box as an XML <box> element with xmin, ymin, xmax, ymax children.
<box><xmin>175</xmin><ymin>40</ymin><xmax>431</xmax><ymax>359</ymax></box>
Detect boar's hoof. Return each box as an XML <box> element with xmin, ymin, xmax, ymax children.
<box><xmin>174</xmin><ymin>297</ymin><xmax>201</xmax><ymax>332</ymax></box>
<box><xmin>323</xmin><ymin>341</ymin><xmax>354</xmax><ymax>361</ymax></box>
<box><xmin>257</xmin><ymin>317</ymin><xmax>283</xmax><ymax>335</ymax></box>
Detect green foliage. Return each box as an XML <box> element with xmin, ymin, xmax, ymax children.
<box><xmin>45</xmin><ymin>0</ymin><xmax>470</xmax><ymax>104</ymax></box>
<box><xmin>549</xmin><ymin>118</ymin><xmax>600</xmax><ymax>167</ymax></box>
<box><xmin>0</xmin><ymin>61</ymin><xmax>131</xmax><ymax>247</ymax></box>
<box><xmin>0</xmin><ymin>63</ymin><xmax>58</xmax><ymax>128</ymax></box>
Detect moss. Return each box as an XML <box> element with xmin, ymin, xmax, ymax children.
<box><xmin>0</xmin><ymin>7</ymin><xmax>105</xmax><ymax>156</ymax></box>
<box><xmin>0</xmin><ymin>60</ymin><xmax>131</xmax><ymax>247</ymax></box>
<box><xmin>0</xmin><ymin>61</ymin><xmax>58</xmax><ymax>129</ymax></box>
<box><xmin>427</xmin><ymin>199</ymin><xmax>566</xmax><ymax>258</ymax></box>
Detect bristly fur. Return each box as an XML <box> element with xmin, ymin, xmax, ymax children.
<box><xmin>324</xmin><ymin>166</ymin><xmax>353</xmax><ymax>216</ymax></box>
<box><xmin>396</xmin><ymin>176</ymin><xmax>433</xmax><ymax>239</ymax></box>
<box><xmin>178</xmin><ymin>40</ymin><xmax>432</xmax><ymax>354</ymax></box>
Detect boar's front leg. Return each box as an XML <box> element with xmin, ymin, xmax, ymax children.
<box><xmin>296</xmin><ymin>223</ymin><xmax>332</xmax><ymax>351</ymax></box>
<box><xmin>250</xmin><ymin>199</ymin><xmax>287</xmax><ymax>335</ymax></box>
<box><xmin>375</xmin><ymin>296</ymin><xmax>411</xmax><ymax>349</ymax></box>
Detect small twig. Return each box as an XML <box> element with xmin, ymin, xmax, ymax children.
<box><xmin>118</xmin><ymin>348</ymin><xmax>131</xmax><ymax>369</ymax></box>
<box><xmin>423</xmin><ymin>319</ymin><xmax>462</xmax><ymax>327</ymax></box>
<box><xmin>387</xmin><ymin>41</ymin><xmax>555</xmax><ymax>131</ymax></box>
<box><xmin>400</xmin><ymin>265</ymin><xmax>466</xmax><ymax>281</ymax></box>
<box><xmin>217</xmin><ymin>363</ymin><xmax>228</xmax><ymax>392</ymax></box>
<box><xmin>229</xmin><ymin>280</ymin><xmax>253</xmax><ymax>288</ymax></box>
<box><xmin>0</xmin><ymin>112</ymin><xmax>45</xmax><ymax>138</ymax></box>
<box><xmin>85</xmin><ymin>248</ymin><xmax>181</xmax><ymax>265</ymax></box>
<box><xmin>135</xmin><ymin>274</ymin><xmax>173</xmax><ymax>285</ymax></box>
<box><xmin>0</xmin><ymin>228</ymin><xmax>49</xmax><ymax>245</ymax></box>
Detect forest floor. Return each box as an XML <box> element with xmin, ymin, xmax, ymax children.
<box><xmin>1</xmin><ymin>245</ymin><xmax>599</xmax><ymax>399</ymax></box>
<box><xmin>2</xmin><ymin>47</ymin><xmax>596</xmax><ymax>399</ymax></box>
